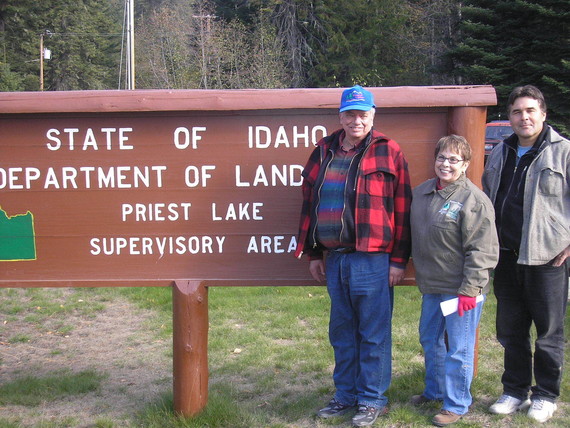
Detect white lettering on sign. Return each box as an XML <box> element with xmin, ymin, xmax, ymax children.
<box><xmin>248</xmin><ymin>125</ymin><xmax>327</xmax><ymax>148</ymax></box>
<box><xmin>0</xmin><ymin>166</ymin><xmax>167</xmax><ymax>190</ymax></box>
<box><xmin>246</xmin><ymin>235</ymin><xmax>297</xmax><ymax>253</ymax></box>
<box><xmin>211</xmin><ymin>202</ymin><xmax>263</xmax><ymax>221</ymax></box>
<box><xmin>235</xmin><ymin>164</ymin><xmax>303</xmax><ymax>187</ymax></box>
<box><xmin>184</xmin><ymin>165</ymin><xmax>216</xmax><ymax>187</ymax></box>
<box><xmin>3</xmin><ymin>120</ymin><xmax>326</xmax><ymax>267</ymax></box>
<box><xmin>89</xmin><ymin>235</ymin><xmax>226</xmax><ymax>256</ymax></box>
<box><xmin>121</xmin><ymin>202</ymin><xmax>192</xmax><ymax>222</ymax></box>
<box><xmin>45</xmin><ymin>128</ymin><xmax>134</xmax><ymax>151</ymax></box>
<box><xmin>173</xmin><ymin>126</ymin><xmax>207</xmax><ymax>149</ymax></box>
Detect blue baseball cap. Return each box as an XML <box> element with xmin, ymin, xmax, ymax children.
<box><xmin>339</xmin><ymin>85</ymin><xmax>375</xmax><ymax>112</ymax></box>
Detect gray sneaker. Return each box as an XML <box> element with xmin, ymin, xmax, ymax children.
<box><xmin>317</xmin><ymin>398</ymin><xmax>356</xmax><ymax>419</ymax></box>
<box><xmin>528</xmin><ymin>399</ymin><xmax>557</xmax><ymax>423</ymax></box>
<box><xmin>489</xmin><ymin>394</ymin><xmax>531</xmax><ymax>414</ymax></box>
<box><xmin>351</xmin><ymin>404</ymin><xmax>388</xmax><ymax>427</ymax></box>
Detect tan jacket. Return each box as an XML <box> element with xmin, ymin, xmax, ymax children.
<box><xmin>411</xmin><ymin>175</ymin><xmax>499</xmax><ymax>297</ymax></box>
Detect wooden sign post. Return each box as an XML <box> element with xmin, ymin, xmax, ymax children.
<box><xmin>0</xmin><ymin>86</ymin><xmax>496</xmax><ymax>416</ymax></box>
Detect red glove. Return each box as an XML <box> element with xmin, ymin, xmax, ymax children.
<box><xmin>457</xmin><ymin>294</ymin><xmax>477</xmax><ymax>317</ymax></box>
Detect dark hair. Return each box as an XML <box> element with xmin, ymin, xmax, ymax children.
<box><xmin>434</xmin><ymin>135</ymin><xmax>472</xmax><ymax>162</ymax></box>
<box><xmin>507</xmin><ymin>85</ymin><xmax>547</xmax><ymax>114</ymax></box>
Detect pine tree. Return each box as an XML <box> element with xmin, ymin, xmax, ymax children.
<box><xmin>42</xmin><ymin>0</ymin><xmax>123</xmax><ymax>90</ymax></box>
<box><xmin>307</xmin><ymin>0</ymin><xmax>443</xmax><ymax>87</ymax></box>
<box><xmin>0</xmin><ymin>62</ymin><xmax>23</xmax><ymax>91</ymax></box>
<box><xmin>1</xmin><ymin>0</ymin><xmax>123</xmax><ymax>91</ymax></box>
<box><xmin>1</xmin><ymin>0</ymin><xmax>44</xmax><ymax>90</ymax></box>
<box><xmin>448</xmin><ymin>0</ymin><xmax>570</xmax><ymax>135</ymax></box>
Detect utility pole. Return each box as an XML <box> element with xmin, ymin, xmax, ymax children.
<box><xmin>126</xmin><ymin>0</ymin><xmax>135</xmax><ymax>89</ymax></box>
<box><xmin>39</xmin><ymin>30</ymin><xmax>52</xmax><ymax>91</ymax></box>
<box><xmin>40</xmin><ymin>33</ymin><xmax>44</xmax><ymax>91</ymax></box>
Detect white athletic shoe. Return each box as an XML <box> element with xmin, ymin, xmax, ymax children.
<box><xmin>489</xmin><ymin>394</ymin><xmax>531</xmax><ymax>415</ymax></box>
<box><xmin>527</xmin><ymin>399</ymin><xmax>557</xmax><ymax>423</ymax></box>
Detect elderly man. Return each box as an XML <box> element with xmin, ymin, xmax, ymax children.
<box><xmin>483</xmin><ymin>85</ymin><xmax>570</xmax><ymax>424</ymax></box>
<box><xmin>295</xmin><ymin>85</ymin><xmax>412</xmax><ymax>426</ymax></box>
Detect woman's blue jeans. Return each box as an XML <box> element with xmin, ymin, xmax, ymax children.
<box><xmin>419</xmin><ymin>293</ymin><xmax>484</xmax><ymax>415</ymax></box>
<box><xmin>325</xmin><ymin>251</ymin><xmax>393</xmax><ymax>408</ymax></box>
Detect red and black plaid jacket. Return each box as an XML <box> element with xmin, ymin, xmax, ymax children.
<box><xmin>294</xmin><ymin>128</ymin><xmax>412</xmax><ymax>268</ymax></box>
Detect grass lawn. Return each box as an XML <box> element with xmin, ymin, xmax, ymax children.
<box><xmin>0</xmin><ymin>285</ymin><xmax>569</xmax><ymax>427</ymax></box>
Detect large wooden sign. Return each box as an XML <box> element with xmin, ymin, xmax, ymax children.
<box><xmin>0</xmin><ymin>87</ymin><xmax>495</xmax><ymax>289</ymax></box>
<box><xmin>0</xmin><ymin>87</ymin><xmax>497</xmax><ymax>416</ymax></box>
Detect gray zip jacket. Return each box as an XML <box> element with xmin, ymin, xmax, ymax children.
<box><xmin>482</xmin><ymin>126</ymin><xmax>570</xmax><ymax>265</ymax></box>
<box><xmin>411</xmin><ymin>175</ymin><xmax>499</xmax><ymax>296</ymax></box>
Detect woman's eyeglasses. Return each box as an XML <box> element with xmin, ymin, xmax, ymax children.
<box><xmin>436</xmin><ymin>155</ymin><xmax>464</xmax><ymax>164</ymax></box>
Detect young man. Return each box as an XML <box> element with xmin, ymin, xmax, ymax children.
<box><xmin>483</xmin><ymin>85</ymin><xmax>570</xmax><ymax>423</ymax></box>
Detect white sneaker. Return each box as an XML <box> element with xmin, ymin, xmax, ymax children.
<box><xmin>528</xmin><ymin>399</ymin><xmax>557</xmax><ymax>423</ymax></box>
<box><xmin>489</xmin><ymin>394</ymin><xmax>531</xmax><ymax>414</ymax></box>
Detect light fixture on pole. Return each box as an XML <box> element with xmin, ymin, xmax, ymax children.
<box><xmin>39</xmin><ymin>30</ymin><xmax>52</xmax><ymax>91</ymax></box>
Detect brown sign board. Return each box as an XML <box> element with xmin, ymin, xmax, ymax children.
<box><xmin>0</xmin><ymin>86</ymin><xmax>497</xmax><ymax>288</ymax></box>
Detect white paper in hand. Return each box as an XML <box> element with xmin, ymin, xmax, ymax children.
<box><xmin>440</xmin><ymin>295</ymin><xmax>484</xmax><ymax>316</ymax></box>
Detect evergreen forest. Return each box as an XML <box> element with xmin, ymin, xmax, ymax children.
<box><xmin>0</xmin><ymin>0</ymin><xmax>568</xmax><ymax>134</ymax></box>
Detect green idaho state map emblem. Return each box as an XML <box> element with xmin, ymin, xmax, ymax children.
<box><xmin>0</xmin><ymin>208</ymin><xmax>36</xmax><ymax>261</ymax></box>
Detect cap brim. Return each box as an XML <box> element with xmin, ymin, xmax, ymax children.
<box><xmin>339</xmin><ymin>105</ymin><xmax>375</xmax><ymax>113</ymax></box>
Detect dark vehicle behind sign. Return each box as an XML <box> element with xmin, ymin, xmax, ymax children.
<box><xmin>485</xmin><ymin>120</ymin><xmax>512</xmax><ymax>157</ymax></box>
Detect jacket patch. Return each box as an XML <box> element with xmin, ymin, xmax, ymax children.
<box><xmin>439</xmin><ymin>201</ymin><xmax>463</xmax><ymax>221</ymax></box>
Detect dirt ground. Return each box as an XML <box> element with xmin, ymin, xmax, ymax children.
<box><xmin>0</xmin><ymin>289</ymin><xmax>171</xmax><ymax>426</ymax></box>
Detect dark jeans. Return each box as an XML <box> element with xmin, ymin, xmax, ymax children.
<box><xmin>494</xmin><ymin>249</ymin><xmax>568</xmax><ymax>402</ymax></box>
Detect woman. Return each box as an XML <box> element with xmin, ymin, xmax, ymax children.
<box><xmin>410</xmin><ymin>135</ymin><xmax>499</xmax><ymax>427</ymax></box>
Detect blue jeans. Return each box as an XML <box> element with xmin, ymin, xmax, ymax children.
<box><xmin>419</xmin><ymin>293</ymin><xmax>484</xmax><ymax>415</ymax></box>
<box><xmin>494</xmin><ymin>250</ymin><xmax>568</xmax><ymax>401</ymax></box>
<box><xmin>325</xmin><ymin>251</ymin><xmax>393</xmax><ymax>408</ymax></box>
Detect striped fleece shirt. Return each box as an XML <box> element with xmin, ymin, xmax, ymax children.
<box><xmin>295</xmin><ymin>128</ymin><xmax>412</xmax><ymax>268</ymax></box>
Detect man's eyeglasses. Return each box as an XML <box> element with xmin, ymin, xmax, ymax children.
<box><xmin>436</xmin><ymin>155</ymin><xmax>464</xmax><ymax>164</ymax></box>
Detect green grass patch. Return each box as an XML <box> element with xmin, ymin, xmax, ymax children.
<box><xmin>7</xmin><ymin>333</ymin><xmax>31</xmax><ymax>344</ymax></box>
<box><xmin>134</xmin><ymin>388</ymin><xmax>263</xmax><ymax>427</ymax></box>
<box><xmin>0</xmin><ymin>419</ymin><xmax>20</xmax><ymax>428</ymax></box>
<box><xmin>135</xmin><ymin>285</ymin><xmax>569</xmax><ymax>427</ymax></box>
<box><xmin>0</xmin><ymin>288</ymin><xmax>108</xmax><ymax>339</ymax></box>
<box><xmin>110</xmin><ymin>285</ymin><xmax>570</xmax><ymax>427</ymax></box>
<box><xmin>1</xmin><ymin>284</ymin><xmax>569</xmax><ymax>427</ymax></box>
<box><xmin>0</xmin><ymin>369</ymin><xmax>106</xmax><ymax>406</ymax></box>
